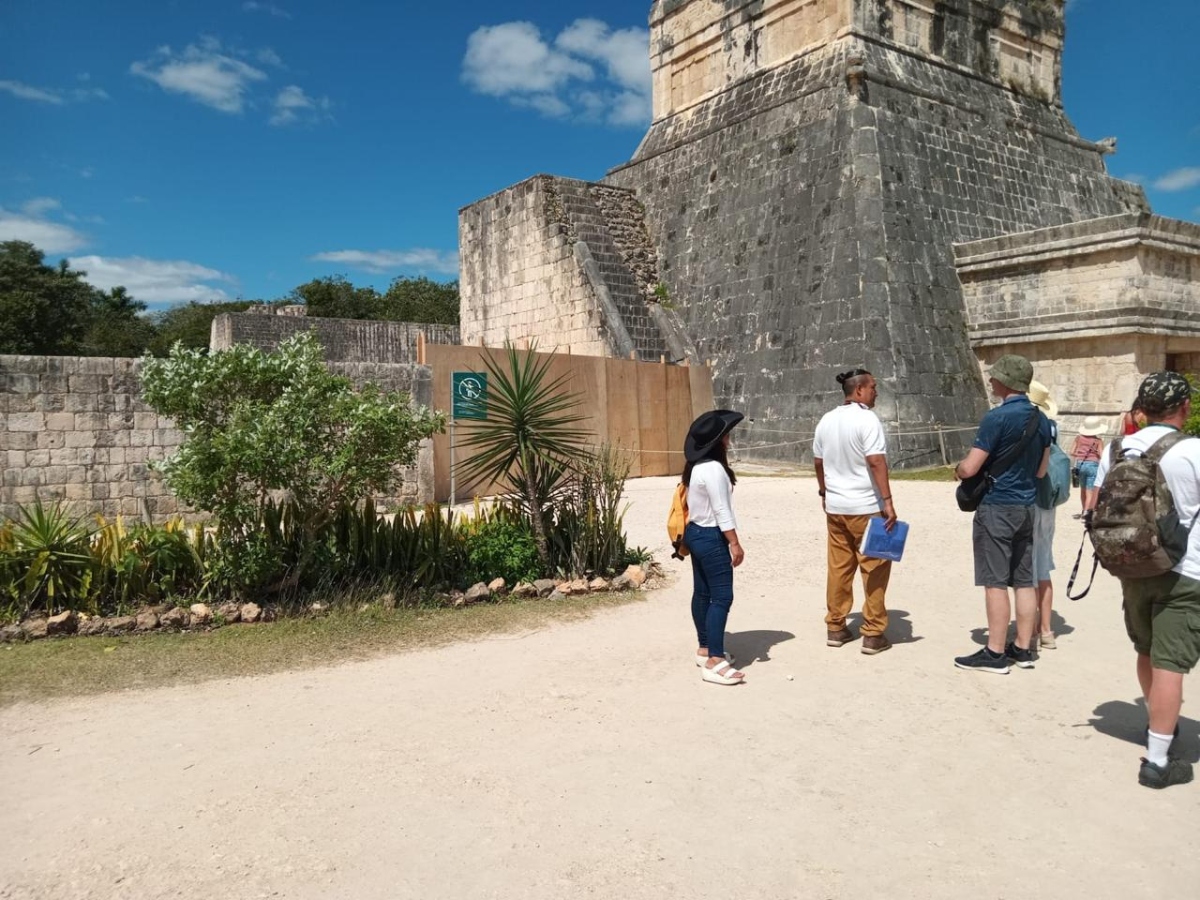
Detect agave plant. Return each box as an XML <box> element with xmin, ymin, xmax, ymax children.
<box><xmin>9</xmin><ymin>499</ymin><xmax>95</xmax><ymax>615</ymax></box>
<box><xmin>453</xmin><ymin>343</ymin><xmax>593</xmax><ymax>570</ymax></box>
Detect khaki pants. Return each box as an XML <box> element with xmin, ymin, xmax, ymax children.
<box><xmin>825</xmin><ymin>514</ymin><xmax>891</xmax><ymax>637</ymax></box>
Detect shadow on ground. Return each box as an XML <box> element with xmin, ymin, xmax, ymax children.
<box><xmin>725</xmin><ymin>630</ymin><xmax>795</xmax><ymax>669</ymax></box>
<box><xmin>969</xmin><ymin>610</ymin><xmax>1075</xmax><ymax>647</ymax></box>
<box><xmin>847</xmin><ymin>608</ymin><xmax>923</xmax><ymax>644</ymax></box>
<box><xmin>1082</xmin><ymin>697</ymin><xmax>1200</xmax><ymax>764</ymax></box>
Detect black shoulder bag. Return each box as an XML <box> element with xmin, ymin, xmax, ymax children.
<box><xmin>956</xmin><ymin>410</ymin><xmax>1042</xmax><ymax>513</ymax></box>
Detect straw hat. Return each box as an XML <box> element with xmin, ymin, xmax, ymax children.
<box><xmin>1028</xmin><ymin>380</ymin><xmax>1058</xmax><ymax>419</ymax></box>
<box><xmin>1078</xmin><ymin>415</ymin><xmax>1106</xmax><ymax>437</ymax></box>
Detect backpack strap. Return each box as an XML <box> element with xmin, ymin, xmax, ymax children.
<box><xmin>988</xmin><ymin>410</ymin><xmax>1043</xmax><ymax>480</ymax></box>
<box><xmin>1066</xmin><ymin>531</ymin><xmax>1099</xmax><ymax>601</ymax></box>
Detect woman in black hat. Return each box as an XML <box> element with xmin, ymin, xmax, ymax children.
<box><xmin>683</xmin><ymin>409</ymin><xmax>746</xmax><ymax>685</ymax></box>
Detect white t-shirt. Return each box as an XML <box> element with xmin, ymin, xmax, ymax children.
<box><xmin>812</xmin><ymin>402</ymin><xmax>888</xmax><ymax>515</ymax></box>
<box><xmin>1094</xmin><ymin>425</ymin><xmax>1200</xmax><ymax>581</ymax></box>
<box><xmin>687</xmin><ymin>460</ymin><xmax>737</xmax><ymax>531</ymax></box>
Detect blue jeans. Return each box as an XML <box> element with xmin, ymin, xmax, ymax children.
<box><xmin>687</xmin><ymin>522</ymin><xmax>734</xmax><ymax>659</ymax></box>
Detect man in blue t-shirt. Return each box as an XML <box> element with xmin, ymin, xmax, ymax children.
<box><xmin>953</xmin><ymin>354</ymin><xmax>1052</xmax><ymax>675</ymax></box>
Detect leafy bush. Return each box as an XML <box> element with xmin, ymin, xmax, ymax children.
<box><xmin>465</xmin><ymin>508</ymin><xmax>540</xmax><ymax>587</ymax></box>
<box><xmin>91</xmin><ymin>517</ymin><xmax>203</xmax><ymax>612</ymax></box>
<box><xmin>139</xmin><ymin>331</ymin><xmax>445</xmax><ymax>598</ymax></box>
<box><xmin>1185</xmin><ymin>374</ymin><xmax>1200</xmax><ymax>437</ymax></box>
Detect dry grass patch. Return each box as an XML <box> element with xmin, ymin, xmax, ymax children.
<box><xmin>0</xmin><ymin>592</ymin><xmax>646</xmax><ymax>707</ymax></box>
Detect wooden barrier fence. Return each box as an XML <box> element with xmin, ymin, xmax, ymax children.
<box><xmin>422</xmin><ymin>343</ymin><xmax>714</xmax><ymax>503</ymax></box>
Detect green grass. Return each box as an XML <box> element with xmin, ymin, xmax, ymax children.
<box><xmin>0</xmin><ymin>592</ymin><xmax>647</xmax><ymax>707</ymax></box>
<box><xmin>890</xmin><ymin>466</ymin><xmax>957</xmax><ymax>482</ymax></box>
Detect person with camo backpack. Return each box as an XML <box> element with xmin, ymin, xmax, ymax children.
<box><xmin>1093</xmin><ymin>372</ymin><xmax>1200</xmax><ymax>790</ymax></box>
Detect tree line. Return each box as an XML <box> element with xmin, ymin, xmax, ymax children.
<box><xmin>0</xmin><ymin>240</ymin><xmax>460</xmax><ymax>357</ymax></box>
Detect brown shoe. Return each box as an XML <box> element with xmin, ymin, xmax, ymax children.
<box><xmin>861</xmin><ymin>634</ymin><xmax>892</xmax><ymax>655</ymax></box>
<box><xmin>826</xmin><ymin>627</ymin><xmax>855</xmax><ymax>647</ymax></box>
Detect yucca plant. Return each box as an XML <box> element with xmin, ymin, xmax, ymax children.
<box><xmin>9</xmin><ymin>499</ymin><xmax>95</xmax><ymax>615</ymax></box>
<box><xmin>453</xmin><ymin>343</ymin><xmax>593</xmax><ymax>570</ymax></box>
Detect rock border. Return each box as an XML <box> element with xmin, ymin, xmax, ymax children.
<box><xmin>0</xmin><ymin>565</ymin><xmax>659</xmax><ymax>644</ymax></box>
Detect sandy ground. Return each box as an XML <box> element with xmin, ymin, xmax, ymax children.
<box><xmin>2</xmin><ymin>475</ymin><xmax>1199</xmax><ymax>900</ymax></box>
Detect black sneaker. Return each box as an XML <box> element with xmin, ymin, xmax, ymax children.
<box><xmin>1004</xmin><ymin>642</ymin><xmax>1036</xmax><ymax>669</ymax></box>
<box><xmin>1138</xmin><ymin>757</ymin><xmax>1194</xmax><ymax>790</ymax></box>
<box><xmin>954</xmin><ymin>647</ymin><xmax>1011</xmax><ymax>674</ymax></box>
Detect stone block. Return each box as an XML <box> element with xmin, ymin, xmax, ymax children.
<box><xmin>7</xmin><ymin>413</ymin><xmax>42</xmax><ymax>432</ymax></box>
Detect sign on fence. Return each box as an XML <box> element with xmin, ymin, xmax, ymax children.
<box><xmin>451</xmin><ymin>371</ymin><xmax>488</xmax><ymax>420</ymax></box>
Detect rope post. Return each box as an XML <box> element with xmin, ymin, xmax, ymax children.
<box><xmin>629</xmin><ymin>350</ymin><xmax>637</xmax><ymax>361</ymax></box>
<box><xmin>936</xmin><ymin>424</ymin><xmax>948</xmax><ymax>466</ymax></box>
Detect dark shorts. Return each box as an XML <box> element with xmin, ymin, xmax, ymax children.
<box><xmin>1121</xmin><ymin>572</ymin><xmax>1200</xmax><ymax>674</ymax></box>
<box><xmin>973</xmin><ymin>504</ymin><xmax>1035</xmax><ymax>588</ymax></box>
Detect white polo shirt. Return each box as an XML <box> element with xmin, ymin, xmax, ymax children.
<box><xmin>1095</xmin><ymin>425</ymin><xmax>1200</xmax><ymax>581</ymax></box>
<box><xmin>813</xmin><ymin>402</ymin><xmax>888</xmax><ymax>516</ymax></box>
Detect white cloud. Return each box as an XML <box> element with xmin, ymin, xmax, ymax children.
<box><xmin>270</xmin><ymin>85</ymin><xmax>332</xmax><ymax>126</ymax></box>
<box><xmin>0</xmin><ymin>206</ymin><xmax>89</xmax><ymax>253</ymax></box>
<box><xmin>256</xmin><ymin>47</ymin><xmax>285</xmax><ymax>68</ymax></box>
<box><xmin>1153</xmin><ymin>167</ymin><xmax>1200</xmax><ymax>192</ymax></box>
<box><xmin>0</xmin><ymin>80</ymin><xmax>65</xmax><ymax>104</ymax></box>
<box><xmin>462</xmin><ymin>19</ymin><xmax>650</xmax><ymax>127</ymax></box>
<box><xmin>0</xmin><ymin>79</ymin><xmax>109</xmax><ymax>104</ymax></box>
<box><xmin>73</xmin><ymin>255</ymin><xmax>235</xmax><ymax>307</ymax></box>
<box><xmin>311</xmin><ymin>248</ymin><xmax>460</xmax><ymax>276</ymax></box>
<box><xmin>131</xmin><ymin>38</ymin><xmax>268</xmax><ymax>113</ymax></box>
<box><xmin>21</xmin><ymin>197</ymin><xmax>62</xmax><ymax>216</ymax></box>
<box><xmin>242</xmin><ymin>1</ymin><xmax>292</xmax><ymax>19</ymax></box>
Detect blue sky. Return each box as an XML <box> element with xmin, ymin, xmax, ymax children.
<box><xmin>1</xmin><ymin>0</ymin><xmax>1197</xmax><ymax>309</ymax></box>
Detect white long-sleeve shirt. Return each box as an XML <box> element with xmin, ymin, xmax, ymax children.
<box><xmin>687</xmin><ymin>460</ymin><xmax>737</xmax><ymax>531</ymax></box>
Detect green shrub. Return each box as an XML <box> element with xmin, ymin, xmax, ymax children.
<box><xmin>139</xmin><ymin>331</ymin><xmax>445</xmax><ymax>598</ymax></box>
<box><xmin>549</xmin><ymin>445</ymin><xmax>634</xmax><ymax>578</ymax></box>
<box><xmin>465</xmin><ymin>510</ymin><xmax>540</xmax><ymax>586</ymax></box>
<box><xmin>91</xmin><ymin>517</ymin><xmax>203</xmax><ymax>612</ymax></box>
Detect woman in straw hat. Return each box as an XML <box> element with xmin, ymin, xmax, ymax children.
<box><xmin>1071</xmin><ymin>415</ymin><xmax>1106</xmax><ymax>517</ymax></box>
<box><xmin>682</xmin><ymin>409</ymin><xmax>746</xmax><ymax>685</ymax></box>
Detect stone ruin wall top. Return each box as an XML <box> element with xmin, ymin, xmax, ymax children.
<box><xmin>648</xmin><ymin>0</ymin><xmax>1063</xmax><ymax>122</ymax></box>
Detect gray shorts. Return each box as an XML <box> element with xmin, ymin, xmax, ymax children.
<box><xmin>974</xmin><ymin>504</ymin><xmax>1035</xmax><ymax>588</ymax></box>
<box><xmin>1032</xmin><ymin>505</ymin><xmax>1056</xmax><ymax>582</ymax></box>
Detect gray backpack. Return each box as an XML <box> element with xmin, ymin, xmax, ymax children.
<box><xmin>1090</xmin><ymin>431</ymin><xmax>1199</xmax><ymax>579</ymax></box>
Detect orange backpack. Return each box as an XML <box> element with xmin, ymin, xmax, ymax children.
<box><xmin>666</xmin><ymin>482</ymin><xmax>689</xmax><ymax>560</ymax></box>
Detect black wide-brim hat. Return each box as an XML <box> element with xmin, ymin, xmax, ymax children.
<box><xmin>684</xmin><ymin>409</ymin><xmax>745</xmax><ymax>462</ymax></box>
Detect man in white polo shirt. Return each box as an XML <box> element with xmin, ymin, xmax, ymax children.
<box><xmin>813</xmin><ymin>368</ymin><xmax>898</xmax><ymax>655</ymax></box>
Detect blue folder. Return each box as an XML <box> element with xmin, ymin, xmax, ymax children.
<box><xmin>860</xmin><ymin>517</ymin><xmax>909</xmax><ymax>562</ymax></box>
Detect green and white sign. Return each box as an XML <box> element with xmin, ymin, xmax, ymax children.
<box><xmin>451</xmin><ymin>372</ymin><xmax>488</xmax><ymax>420</ymax></box>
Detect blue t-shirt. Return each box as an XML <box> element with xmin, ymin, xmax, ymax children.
<box><xmin>973</xmin><ymin>395</ymin><xmax>1052</xmax><ymax>506</ymax></box>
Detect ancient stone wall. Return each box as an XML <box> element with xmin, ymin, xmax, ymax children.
<box><xmin>959</xmin><ymin>213</ymin><xmax>1200</xmax><ymax>434</ymax></box>
<box><xmin>603</xmin><ymin>0</ymin><xmax>1144</xmax><ymax>465</ymax></box>
<box><xmin>212</xmin><ymin>313</ymin><xmax>459</xmax><ymax>363</ymax></box>
<box><xmin>459</xmin><ymin>176</ymin><xmax>688</xmax><ymax>361</ymax></box>
<box><xmin>0</xmin><ymin>356</ymin><xmax>436</xmax><ymax>522</ymax></box>
<box><xmin>957</xmin><ymin>214</ymin><xmax>1200</xmax><ymax>346</ymax></box>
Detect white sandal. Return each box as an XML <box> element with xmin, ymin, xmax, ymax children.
<box><xmin>695</xmin><ymin>651</ymin><xmax>734</xmax><ymax>668</ymax></box>
<box><xmin>701</xmin><ymin>660</ymin><xmax>745</xmax><ymax>685</ymax></box>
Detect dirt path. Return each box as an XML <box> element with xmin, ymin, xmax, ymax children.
<box><xmin>2</xmin><ymin>476</ymin><xmax>1197</xmax><ymax>899</ymax></box>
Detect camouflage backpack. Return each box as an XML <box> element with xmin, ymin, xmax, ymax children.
<box><xmin>1090</xmin><ymin>431</ymin><xmax>1200</xmax><ymax>578</ymax></box>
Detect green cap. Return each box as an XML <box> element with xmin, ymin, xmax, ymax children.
<box><xmin>987</xmin><ymin>354</ymin><xmax>1033</xmax><ymax>393</ymax></box>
